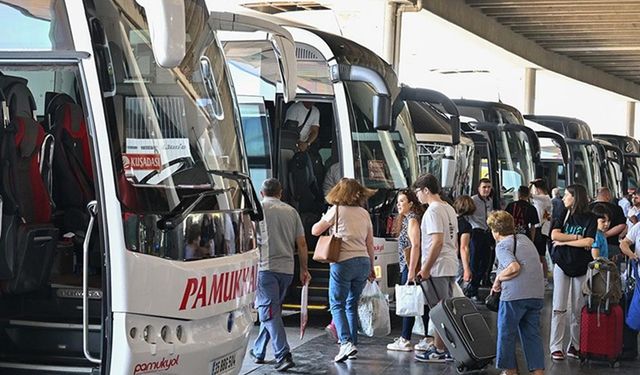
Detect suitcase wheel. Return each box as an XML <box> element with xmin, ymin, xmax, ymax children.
<box><xmin>609</xmin><ymin>360</ymin><xmax>619</xmax><ymax>368</ymax></box>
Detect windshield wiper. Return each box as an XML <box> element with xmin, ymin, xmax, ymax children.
<box><xmin>206</xmin><ymin>169</ymin><xmax>263</xmax><ymax>221</ymax></box>
<box><xmin>157</xmin><ymin>188</ymin><xmax>232</xmax><ymax>230</ymax></box>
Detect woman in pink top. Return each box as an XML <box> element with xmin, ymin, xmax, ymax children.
<box><xmin>312</xmin><ymin>178</ymin><xmax>376</xmax><ymax>363</ymax></box>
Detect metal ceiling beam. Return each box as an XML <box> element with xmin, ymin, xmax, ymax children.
<box><xmin>423</xmin><ymin>0</ymin><xmax>640</xmax><ymax>100</ymax></box>
<box><xmin>467</xmin><ymin>0</ymin><xmax>640</xmax><ymax>6</ymax></box>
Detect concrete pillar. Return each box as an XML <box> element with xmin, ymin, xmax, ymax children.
<box><xmin>524</xmin><ymin>68</ymin><xmax>536</xmax><ymax>115</ymax></box>
<box><xmin>627</xmin><ymin>101</ymin><xmax>636</xmax><ymax>137</ymax></box>
<box><xmin>383</xmin><ymin>1</ymin><xmax>397</xmax><ymax>66</ymax></box>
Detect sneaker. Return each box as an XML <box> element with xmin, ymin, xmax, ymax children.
<box><xmin>387</xmin><ymin>337</ymin><xmax>412</xmax><ymax>352</ymax></box>
<box><xmin>551</xmin><ymin>350</ymin><xmax>565</xmax><ymax>360</ymax></box>
<box><xmin>414</xmin><ymin>337</ymin><xmax>432</xmax><ymax>351</ymax></box>
<box><xmin>415</xmin><ymin>345</ymin><xmax>448</xmax><ymax>363</ymax></box>
<box><xmin>274</xmin><ymin>353</ymin><xmax>295</xmax><ymax>372</ymax></box>
<box><xmin>348</xmin><ymin>352</ymin><xmax>357</xmax><ymax>360</ymax></box>
<box><xmin>567</xmin><ymin>346</ymin><xmax>580</xmax><ymax>359</ymax></box>
<box><xmin>248</xmin><ymin>349</ymin><xmax>265</xmax><ymax>364</ymax></box>
<box><xmin>325</xmin><ymin>322</ymin><xmax>338</xmax><ymax>343</ymax></box>
<box><xmin>334</xmin><ymin>342</ymin><xmax>357</xmax><ymax>363</ymax></box>
<box><xmin>444</xmin><ymin>351</ymin><xmax>454</xmax><ymax>362</ymax></box>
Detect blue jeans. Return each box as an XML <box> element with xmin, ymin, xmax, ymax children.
<box><xmin>329</xmin><ymin>256</ymin><xmax>370</xmax><ymax>345</ymax></box>
<box><xmin>497</xmin><ymin>298</ymin><xmax>545</xmax><ymax>371</ymax></box>
<box><xmin>399</xmin><ymin>266</ymin><xmax>430</xmax><ymax>340</ymax></box>
<box><xmin>253</xmin><ymin>271</ymin><xmax>293</xmax><ymax>362</ymax></box>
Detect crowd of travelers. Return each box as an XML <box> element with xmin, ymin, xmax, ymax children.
<box><xmin>248</xmin><ymin>173</ymin><xmax>639</xmax><ymax>374</ymax></box>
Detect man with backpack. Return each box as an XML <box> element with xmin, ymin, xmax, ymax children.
<box><xmin>284</xmin><ymin>101</ymin><xmax>320</xmax><ymax>152</ymax></box>
<box><xmin>505</xmin><ymin>186</ymin><xmax>539</xmax><ymax>241</ymax></box>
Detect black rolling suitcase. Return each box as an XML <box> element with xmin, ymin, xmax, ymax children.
<box><xmin>419</xmin><ymin>277</ymin><xmax>496</xmax><ymax>373</ymax></box>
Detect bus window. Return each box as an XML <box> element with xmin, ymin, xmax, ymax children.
<box><xmin>239</xmin><ymin>97</ymin><xmax>273</xmax><ymax>194</ymax></box>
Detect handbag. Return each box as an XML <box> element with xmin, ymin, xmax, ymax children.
<box><xmin>313</xmin><ymin>205</ymin><xmax>342</xmax><ymax>263</ymax></box>
<box><xmin>485</xmin><ymin>234</ymin><xmax>517</xmax><ymax>312</ymax></box>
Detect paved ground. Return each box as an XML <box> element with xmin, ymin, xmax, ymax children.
<box><xmin>240</xmin><ymin>290</ymin><xmax>640</xmax><ymax>374</ymax></box>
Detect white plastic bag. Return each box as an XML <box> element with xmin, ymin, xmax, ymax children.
<box><xmin>357</xmin><ymin>281</ymin><xmax>391</xmax><ymax>337</ymax></box>
<box><xmin>413</xmin><ymin>315</ymin><xmax>425</xmax><ymax>336</ymax></box>
<box><xmin>300</xmin><ymin>282</ymin><xmax>309</xmax><ymax>340</ymax></box>
<box><xmin>395</xmin><ymin>283</ymin><xmax>424</xmax><ymax>317</ymax></box>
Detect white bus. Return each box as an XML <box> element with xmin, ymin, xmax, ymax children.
<box><xmin>222</xmin><ymin>18</ymin><xmax>419</xmax><ymax>303</ymax></box>
<box><xmin>0</xmin><ymin>0</ymin><xmax>296</xmax><ymax>373</ymax></box>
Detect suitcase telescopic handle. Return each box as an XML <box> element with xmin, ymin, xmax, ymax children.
<box><xmin>415</xmin><ymin>274</ymin><xmax>442</xmax><ymax>309</ymax></box>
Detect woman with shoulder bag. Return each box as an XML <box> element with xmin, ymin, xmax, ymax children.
<box><xmin>549</xmin><ymin>184</ymin><xmax>597</xmax><ymax>361</ymax></box>
<box><xmin>386</xmin><ymin>189</ymin><xmax>430</xmax><ymax>352</ymax></box>
<box><xmin>487</xmin><ymin>211</ymin><xmax>545</xmax><ymax>375</ymax></box>
<box><xmin>311</xmin><ymin>178</ymin><xmax>376</xmax><ymax>362</ymax></box>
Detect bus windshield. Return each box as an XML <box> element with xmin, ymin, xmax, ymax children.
<box><xmin>95</xmin><ymin>0</ymin><xmax>256</xmax><ymax>260</ymax></box>
<box><xmin>625</xmin><ymin>155</ymin><xmax>640</xmax><ymax>190</ymax></box>
<box><xmin>494</xmin><ymin>129</ymin><xmax>535</xmax><ymax>205</ymax></box>
<box><xmin>347</xmin><ymin>81</ymin><xmax>414</xmax><ymax>189</ymax></box>
<box><xmin>98</xmin><ymin>0</ymin><xmax>245</xmax><ymax>199</ymax></box>
<box><xmin>569</xmin><ymin>142</ymin><xmax>601</xmax><ymax>198</ymax></box>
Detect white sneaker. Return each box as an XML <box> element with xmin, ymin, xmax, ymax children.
<box><xmin>334</xmin><ymin>342</ymin><xmax>357</xmax><ymax>363</ymax></box>
<box><xmin>414</xmin><ymin>337</ymin><xmax>432</xmax><ymax>352</ymax></box>
<box><xmin>387</xmin><ymin>337</ymin><xmax>412</xmax><ymax>352</ymax></box>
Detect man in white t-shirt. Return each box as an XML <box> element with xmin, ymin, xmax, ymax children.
<box><xmin>284</xmin><ymin>101</ymin><xmax>320</xmax><ymax>152</ymax></box>
<box><xmin>627</xmin><ymin>191</ymin><xmax>640</xmax><ymax>229</ymax></box>
<box><xmin>620</xmin><ymin>222</ymin><xmax>640</xmax><ymax>261</ymax></box>
<box><xmin>413</xmin><ymin>173</ymin><xmax>459</xmax><ymax>363</ymax></box>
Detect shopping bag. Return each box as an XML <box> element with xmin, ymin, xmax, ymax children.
<box><xmin>300</xmin><ymin>282</ymin><xmax>309</xmax><ymax>340</ymax></box>
<box><xmin>395</xmin><ymin>282</ymin><xmax>424</xmax><ymax>317</ymax></box>
<box><xmin>357</xmin><ymin>281</ymin><xmax>391</xmax><ymax>337</ymax></box>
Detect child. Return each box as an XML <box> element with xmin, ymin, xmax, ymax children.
<box><xmin>590</xmin><ymin>203</ymin><xmax>611</xmax><ymax>259</ymax></box>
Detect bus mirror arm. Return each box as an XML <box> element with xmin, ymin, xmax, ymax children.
<box><xmin>208</xmin><ymin>12</ymin><xmax>298</xmax><ymax>103</ymax></box>
<box><xmin>83</xmin><ymin>200</ymin><xmax>101</xmax><ymax>364</ymax></box>
<box><xmin>330</xmin><ymin>64</ymin><xmax>391</xmax><ymax>131</ymax></box>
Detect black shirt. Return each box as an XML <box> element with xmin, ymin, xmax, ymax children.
<box><xmin>552</xmin><ymin>212</ymin><xmax>597</xmax><ymax>277</ymax></box>
<box><xmin>505</xmin><ymin>200</ymin><xmax>540</xmax><ymax>237</ymax></box>
<box><xmin>588</xmin><ymin>201</ymin><xmax>625</xmax><ymax>246</ymax></box>
<box><xmin>552</xmin><ymin>197</ymin><xmax>564</xmax><ymax>224</ymax></box>
<box><xmin>457</xmin><ymin>216</ymin><xmax>472</xmax><ymax>259</ymax></box>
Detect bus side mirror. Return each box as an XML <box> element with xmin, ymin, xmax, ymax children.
<box><xmin>135</xmin><ymin>0</ymin><xmax>186</xmax><ymax>68</ymax></box>
<box><xmin>450</xmin><ymin>116</ymin><xmax>461</xmax><ymax>145</ymax></box>
<box><xmin>441</xmin><ymin>146</ymin><xmax>456</xmax><ymax>188</ymax></box>
<box><xmin>373</xmin><ymin>94</ymin><xmax>391</xmax><ymax>131</ymax></box>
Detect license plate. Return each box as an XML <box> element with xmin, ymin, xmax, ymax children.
<box><xmin>211</xmin><ymin>353</ymin><xmax>237</xmax><ymax>375</ymax></box>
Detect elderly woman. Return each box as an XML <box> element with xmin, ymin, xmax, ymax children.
<box><xmin>487</xmin><ymin>211</ymin><xmax>545</xmax><ymax>375</ymax></box>
<box><xmin>312</xmin><ymin>178</ymin><xmax>376</xmax><ymax>363</ymax></box>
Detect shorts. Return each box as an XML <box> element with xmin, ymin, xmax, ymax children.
<box><xmin>533</xmin><ymin>231</ymin><xmax>549</xmax><ymax>257</ymax></box>
<box><xmin>421</xmin><ymin>276</ymin><xmax>455</xmax><ymax>308</ymax></box>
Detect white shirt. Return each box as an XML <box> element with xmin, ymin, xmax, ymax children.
<box><xmin>627</xmin><ymin>206</ymin><xmax>640</xmax><ymax>229</ymax></box>
<box><xmin>323</xmin><ymin>163</ymin><xmax>341</xmax><ymax>195</ymax></box>
<box><xmin>619</xmin><ymin>197</ymin><xmax>631</xmax><ymax>218</ymax></box>
<box><xmin>421</xmin><ymin>201</ymin><xmax>459</xmax><ymax>277</ymax></box>
<box><xmin>624</xmin><ymin>222</ymin><xmax>640</xmax><ymax>258</ymax></box>
<box><xmin>531</xmin><ymin>194</ymin><xmax>553</xmax><ymax>236</ymax></box>
<box><xmin>285</xmin><ymin>102</ymin><xmax>320</xmax><ymax>142</ymax></box>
